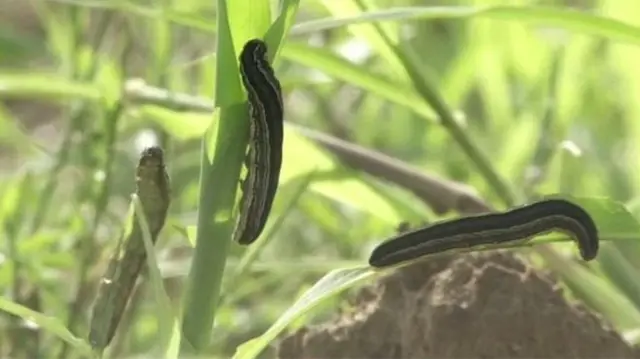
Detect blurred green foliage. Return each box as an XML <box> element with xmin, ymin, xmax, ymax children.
<box><xmin>2</xmin><ymin>0</ymin><xmax>640</xmax><ymax>358</ymax></box>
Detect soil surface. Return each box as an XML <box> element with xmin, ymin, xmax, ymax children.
<box><xmin>277</xmin><ymin>251</ymin><xmax>640</xmax><ymax>359</ymax></box>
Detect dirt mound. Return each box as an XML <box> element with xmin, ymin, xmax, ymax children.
<box><xmin>277</xmin><ymin>251</ymin><xmax>640</xmax><ymax>358</ymax></box>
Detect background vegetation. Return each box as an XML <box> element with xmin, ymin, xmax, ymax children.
<box><xmin>2</xmin><ymin>0</ymin><xmax>640</xmax><ymax>358</ymax></box>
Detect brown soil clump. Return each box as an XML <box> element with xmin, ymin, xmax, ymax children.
<box><xmin>277</xmin><ymin>251</ymin><xmax>640</xmax><ymax>358</ymax></box>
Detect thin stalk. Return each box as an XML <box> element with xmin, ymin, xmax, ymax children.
<box><xmin>355</xmin><ymin>0</ymin><xmax>518</xmax><ymax>207</ymax></box>
<box><xmin>180</xmin><ymin>0</ymin><xmax>251</xmax><ymax>351</ymax></box>
<box><xmin>180</xmin><ymin>103</ymin><xmax>249</xmax><ymax>351</ymax></box>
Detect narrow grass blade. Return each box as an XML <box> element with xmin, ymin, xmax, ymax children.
<box><xmin>292</xmin><ymin>5</ymin><xmax>640</xmax><ymax>46</ymax></box>
<box><xmin>0</xmin><ymin>297</ymin><xmax>93</xmax><ymax>357</ymax></box>
<box><xmin>222</xmin><ymin>170</ymin><xmax>317</xmax><ymax>305</ymax></box>
<box><xmin>543</xmin><ymin>247</ymin><xmax>640</xmax><ymax>332</ymax></box>
<box><xmin>0</xmin><ymin>73</ymin><xmax>101</xmax><ymax>101</ymax></box>
<box><xmin>132</xmin><ymin>195</ymin><xmax>181</xmax><ymax>358</ymax></box>
<box><xmin>180</xmin><ymin>0</ymin><xmax>282</xmax><ymax>351</ymax></box>
<box><xmin>233</xmin><ymin>266</ymin><xmax>375</xmax><ymax>359</ymax></box>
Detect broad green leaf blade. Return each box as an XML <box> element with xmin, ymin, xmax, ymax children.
<box><xmin>233</xmin><ymin>266</ymin><xmax>375</xmax><ymax>359</ymax></box>
<box><xmin>310</xmin><ymin>177</ymin><xmax>402</xmax><ymax>224</ymax></box>
<box><xmin>282</xmin><ymin>127</ymin><xmax>402</xmax><ymax>222</ymax></box>
<box><xmin>280</xmin><ymin>126</ymin><xmax>337</xmax><ymax>182</ymax></box>
<box><xmin>227</xmin><ymin>0</ymin><xmax>271</xmax><ymax>52</ymax></box>
<box><xmin>280</xmin><ymin>42</ymin><xmax>436</xmax><ymax>121</ymax></box>
<box><xmin>265</xmin><ymin>0</ymin><xmax>301</xmax><ymax>62</ymax></box>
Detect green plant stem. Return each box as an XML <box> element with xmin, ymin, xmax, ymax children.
<box><xmin>400</xmin><ymin>49</ymin><xmax>518</xmax><ymax>208</ymax></box>
<box><xmin>180</xmin><ymin>1</ymin><xmax>252</xmax><ymax>350</ymax></box>
<box><xmin>181</xmin><ymin>103</ymin><xmax>249</xmax><ymax>351</ymax></box>
<box><xmin>356</xmin><ymin>0</ymin><xmax>518</xmax><ymax>208</ymax></box>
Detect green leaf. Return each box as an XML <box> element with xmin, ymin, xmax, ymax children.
<box><xmin>317</xmin><ymin>0</ymin><xmax>407</xmax><ymax>79</ymax></box>
<box><xmin>133</xmin><ymin>106</ymin><xmax>213</xmax><ymax>140</ymax></box>
<box><xmin>544</xmin><ymin>248</ymin><xmax>640</xmax><ymax>332</ymax></box>
<box><xmin>570</xmin><ymin>196</ymin><xmax>640</xmax><ymax>241</ymax></box>
<box><xmin>233</xmin><ymin>266</ymin><xmax>376</xmax><ymax>359</ymax></box>
<box><xmin>266</xmin><ymin>0</ymin><xmax>301</xmax><ymax>62</ymax></box>
<box><xmin>133</xmin><ymin>196</ymin><xmax>182</xmax><ymax>357</ymax></box>
<box><xmin>279</xmin><ymin>127</ymin><xmax>337</xmax><ymax>183</ymax></box>
<box><xmin>311</xmin><ymin>176</ymin><xmax>402</xmax><ymax>224</ymax></box>
<box><xmin>292</xmin><ymin>5</ymin><xmax>640</xmax><ymax>46</ymax></box>
<box><xmin>0</xmin><ymin>72</ymin><xmax>101</xmax><ymax>101</ymax></box>
<box><xmin>0</xmin><ymin>297</ymin><xmax>93</xmax><ymax>356</ymax></box>
<box><xmin>597</xmin><ymin>244</ymin><xmax>640</xmax><ymax>314</ymax></box>
<box><xmin>280</xmin><ymin>42</ymin><xmax>436</xmax><ymax>121</ymax></box>
<box><xmin>222</xmin><ymin>170</ymin><xmax>317</xmax><ymax>305</ymax></box>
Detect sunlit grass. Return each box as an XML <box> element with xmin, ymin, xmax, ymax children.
<box><xmin>1</xmin><ymin>0</ymin><xmax>640</xmax><ymax>358</ymax></box>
